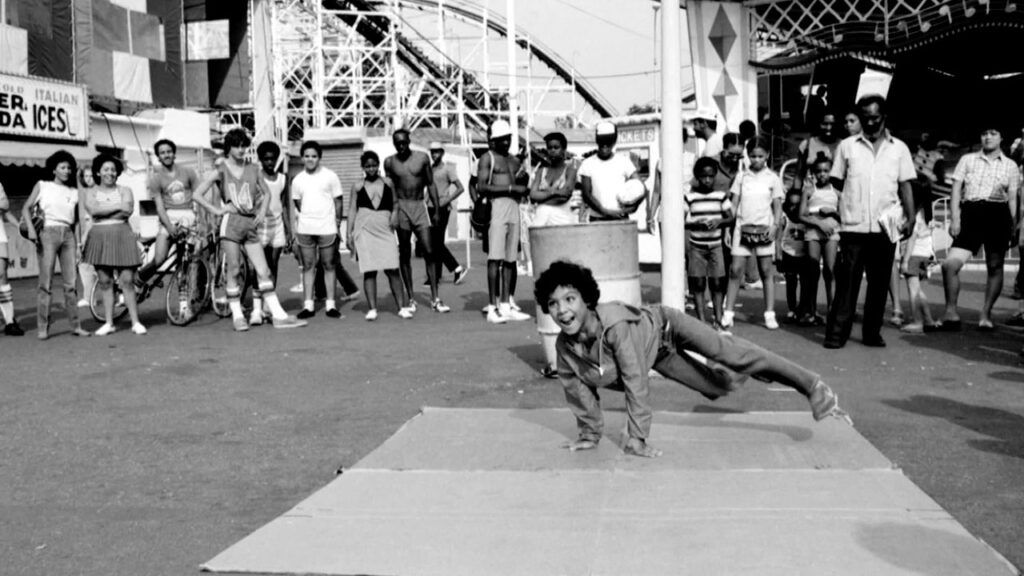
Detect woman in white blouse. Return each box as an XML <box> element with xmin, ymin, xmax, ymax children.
<box><xmin>22</xmin><ymin>150</ymin><xmax>90</xmax><ymax>339</ymax></box>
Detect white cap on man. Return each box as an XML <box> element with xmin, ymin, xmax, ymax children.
<box><xmin>595</xmin><ymin>121</ymin><xmax>617</xmax><ymax>137</ymax></box>
<box><xmin>428</xmin><ymin>141</ymin><xmax>444</xmax><ymax>150</ymax></box>
<box><xmin>490</xmin><ymin>120</ymin><xmax>513</xmax><ymax>140</ymax></box>
<box><xmin>694</xmin><ymin>106</ymin><xmax>720</xmax><ymax>122</ymax></box>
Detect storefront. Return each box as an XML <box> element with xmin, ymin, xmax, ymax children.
<box><xmin>0</xmin><ymin>71</ymin><xmax>92</xmax><ymax>278</ymax></box>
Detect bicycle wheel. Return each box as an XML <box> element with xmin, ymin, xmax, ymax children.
<box><xmin>211</xmin><ymin>248</ymin><xmax>250</xmax><ymax>317</ymax></box>
<box><xmin>89</xmin><ymin>276</ymin><xmax>129</xmax><ymax>323</ymax></box>
<box><xmin>165</xmin><ymin>258</ymin><xmax>211</xmax><ymax>326</ymax></box>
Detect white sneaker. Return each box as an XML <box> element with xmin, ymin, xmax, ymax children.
<box><xmin>288</xmin><ymin>282</ymin><xmax>303</xmax><ymax>294</ymax></box>
<box><xmin>487</xmin><ymin>308</ymin><xmax>508</xmax><ymax>324</ymax></box>
<box><xmin>499</xmin><ymin>303</ymin><xmax>531</xmax><ymax>321</ymax></box>
<box><xmin>764</xmin><ymin>311</ymin><xmax>779</xmax><ymax>330</ymax></box>
<box><xmin>482</xmin><ymin>304</ymin><xmax>496</xmax><ymax>315</ymax></box>
<box><xmin>742</xmin><ymin>279</ymin><xmax>764</xmax><ymax>290</ymax></box>
<box><xmin>249</xmin><ymin>311</ymin><xmax>264</xmax><ymax>326</ymax></box>
<box><xmin>509</xmin><ymin>297</ymin><xmax>522</xmax><ymax>312</ymax></box>
<box><xmin>432</xmin><ymin>299</ymin><xmax>451</xmax><ymax>313</ymax></box>
<box><xmin>408</xmin><ymin>300</ymin><xmax>417</xmax><ymax>313</ymax></box>
<box><xmin>721</xmin><ymin>310</ymin><xmax>734</xmax><ymax>328</ymax></box>
<box><xmin>365</xmin><ymin>309</ymin><xmax>378</xmax><ymax>321</ymax></box>
<box><xmin>131</xmin><ymin>323</ymin><xmax>147</xmax><ymax>335</ymax></box>
<box><xmin>398</xmin><ymin>307</ymin><xmax>414</xmax><ymax>319</ymax></box>
<box><xmin>95</xmin><ymin>323</ymin><xmax>115</xmax><ymax>336</ymax></box>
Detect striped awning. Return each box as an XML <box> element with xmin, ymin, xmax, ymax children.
<box><xmin>0</xmin><ymin>141</ymin><xmax>95</xmax><ymax>168</ymax></box>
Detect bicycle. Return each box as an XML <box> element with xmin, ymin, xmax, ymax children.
<box><xmin>89</xmin><ymin>226</ymin><xmax>214</xmax><ymax>326</ymax></box>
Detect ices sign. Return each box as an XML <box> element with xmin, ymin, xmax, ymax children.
<box><xmin>0</xmin><ymin>73</ymin><xmax>89</xmax><ymax>142</ymax></box>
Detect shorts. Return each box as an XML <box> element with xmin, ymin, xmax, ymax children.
<box><xmin>687</xmin><ymin>242</ymin><xmax>725</xmax><ymax>279</ymax></box>
<box><xmin>731</xmin><ymin>234</ymin><xmax>775</xmax><ymax>258</ymax></box>
<box><xmin>395</xmin><ymin>199</ymin><xmax>431</xmax><ymax>233</ymax></box>
<box><xmin>488</xmin><ymin>198</ymin><xmax>520</xmax><ymax>262</ymax></box>
<box><xmin>296</xmin><ymin>232</ymin><xmax>338</xmax><ymax>249</ymax></box>
<box><xmin>219</xmin><ymin>213</ymin><xmax>260</xmax><ymax>245</ymax></box>
<box><xmin>0</xmin><ymin>241</ymin><xmax>7</xmax><ymax>261</ymax></box>
<box><xmin>952</xmin><ymin>201</ymin><xmax>1012</xmax><ymax>256</ymax></box>
<box><xmin>159</xmin><ymin>208</ymin><xmax>197</xmax><ymax>236</ymax></box>
<box><xmin>903</xmin><ymin>256</ymin><xmax>931</xmax><ymax>279</ymax></box>
<box><xmin>804</xmin><ymin>227</ymin><xmax>840</xmax><ymax>243</ymax></box>
<box><xmin>530</xmin><ymin>203</ymin><xmax>575</xmax><ymax>227</ymax></box>
<box><xmin>259</xmin><ymin>213</ymin><xmax>287</xmax><ymax>248</ymax></box>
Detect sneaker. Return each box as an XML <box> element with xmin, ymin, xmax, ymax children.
<box><xmin>95</xmin><ymin>323</ymin><xmax>116</xmax><ymax>336</ymax></box>
<box><xmin>721</xmin><ymin>310</ymin><xmax>734</xmax><ymax>328</ymax></box>
<box><xmin>37</xmin><ymin>328</ymin><xmax>48</xmax><ymax>340</ymax></box>
<box><xmin>365</xmin><ymin>309</ymin><xmax>378</xmax><ymax>321</ymax></box>
<box><xmin>482</xmin><ymin>304</ymin><xmax>496</xmax><ymax>316</ymax></box>
<box><xmin>486</xmin><ymin>307</ymin><xmax>508</xmax><ymax>324</ymax></box>
<box><xmin>77</xmin><ymin>298</ymin><xmax>89</xmax><ymax>307</ymax></box>
<box><xmin>131</xmin><ymin>323</ymin><xmax>147</xmax><ymax>335</ymax></box>
<box><xmin>296</xmin><ymin>307</ymin><xmax>315</xmax><ymax>319</ymax></box>
<box><xmin>887</xmin><ymin>311</ymin><xmax>905</xmax><ymax>327</ymax></box>
<box><xmin>398</xmin><ymin>307</ymin><xmax>414</xmax><ymax>319</ymax></box>
<box><xmin>409</xmin><ymin>300</ymin><xmax>417</xmax><ymax>313</ymax></box>
<box><xmin>742</xmin><ymin>279</ymin><xmax>763</xmax><ymax>290</ymax></box>
<box><xmin>288</xmin><ymin>282</ymin><xmax>303</xmax><ymax>294</ymax></box>
<box><xmin>232</xmin><ymin>316</ymin><xmax>250</xmax><ymax>332</ymax></box>
<box><xmin>540</xmin><ymin>366</ymin><xmax>559</xmax><ymax>379</ymax></box>
<box><xmin>499</xmin><ymin>303</ymin><xmax>531</xmax><ymax>321</ymax></box>
<box><xmin>808</xmin><ymin>380</ymin><xmax>853</xmax><ymax>425</ymax></box>
<box><xmin>249</xmin><ymin>311</ymin><xmax>264</xmax><ymax>326</ymax></box>
<box><xmin>453</xmin><ymin>266</ymin><xmax>468</xmax><ymax>285</ymax></box>
<box><xmin>71</xmin><ymin>327</ymin><xmax>92</xmax><ymax>337</ymax></box>
<box><xmin>764</xmin><ymin>311</ymin><xmax>779</xmax><ymax>330</ymax></box>
<box><xmin>900</xmin><ymin>322</ymin><xmax>924</xmax><ymax>334</ymax></box>
<box><xmin>431</xmin><ymin>299</ymin><xmax>451</xmax><ymax>313</ymax></box>
<box><xmin>509</xmin><ymin>297</ymin><xmax>522</xmax><ymax>312</ymax></box>
<box><xmin>272</xmin><ymin>315</ymin><xmax>308</xmax><ymax>329</ymax></box>
<box><xmin>4</xmin><ymin>321</ymin><xmax>24</xmax><ymax>336</ymax></box>
<box><xmin>325</xmin><ymin>307</ymin><xmax>342</xmax><ymax>319</ymax></box>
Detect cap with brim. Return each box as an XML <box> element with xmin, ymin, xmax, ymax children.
<box><xmin>490</xmin><ymin>120</ymin><xmax>513</xmax><ymax>140</ymax></box>
<box><xmin>595</xmin><ymin>121</ymin><xmax>616</xmax><ymax>137</ymax></box>
<box><xmin>428</xmin><ymin>141</ymin><xmax>444</xmax><ymax>150</ymax></box>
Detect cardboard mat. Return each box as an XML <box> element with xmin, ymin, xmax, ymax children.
<box><xmin>203</xmin><ymin>408</ymin><xmax>1018</xmax><ymax>576</ymax></box>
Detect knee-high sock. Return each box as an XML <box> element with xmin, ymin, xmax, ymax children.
<box><xmin>227</xmin><ymin>286</ymin><xmax>243</xmax><ymax>318</ymax></box>
<box><xmin>259</xmin><ymin>280</ymin><xmax>288</xmax><ymax>319</ymax></box>
<box><xmin>0</xmin><ymin>284</ymin><xmax>14</xmax><ymax>323</ymax></box>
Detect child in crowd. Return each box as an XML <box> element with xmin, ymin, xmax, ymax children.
<box><xmin>799</xmin><ymin>152</ymin><xmax>840</xmax><ymax>323</ymax></box>
<box><xmin>684</xmin><ymin>157</ymin><xmax>734</xmax><ymax>329</ymax></box>
<box><xmin>899</xmin><ymin>186</ymin><xmax>940</xmax><ymax>333</ymax></box>
<box><xmin>777</xmin><ymin>187</ymin><xmax>806</xmax><ymax>322</ymax></box>
<box><xmin>723</xmin><ymin>137</ymin><xmax>784</xmax><ymax>330</ymax></box>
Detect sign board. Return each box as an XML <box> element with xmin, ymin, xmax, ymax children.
<box><xmin>0</xmin><ymin>72</ymin><xmax>89</xmax><ymax>142</ymax></box>
<box><xmin>187</xmin><ymin>20</ymin><xmax>231</xmax><ymax>60</ymax></box>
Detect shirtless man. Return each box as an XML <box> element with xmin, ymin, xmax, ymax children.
<box><xmin>477</xmin><ymin>120</ymin><xmax>531</xmax><ymax>323</ymax></box>
<box><xmin>384</xmin><ymin>129</ymin><xmax>449</xmax><ymax>313</ymax></box>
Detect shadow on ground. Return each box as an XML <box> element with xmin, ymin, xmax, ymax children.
<box><xmin>882</xmin><ymin>395</ymin><xmax>1024</xmax><ymax>460</ymax></box>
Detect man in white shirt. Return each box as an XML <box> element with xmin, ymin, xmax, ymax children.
<box><xmin>578</xmin><ymin>121</ymin><xmax>645</xmax><ymax>221</ymax></box>
<box><xmin>693</xmin><ymin>107</ymin><xmax>724</xmax><ymax>158</ymax></box>
<box><xmin>292</xmin><ymin>140</ymin><xmax>345</xmax><ymax>319</ymax></box>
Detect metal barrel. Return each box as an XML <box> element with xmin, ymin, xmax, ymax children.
<box><xmin>528</xmin><ymin>222</ymin><xmax>642</xmax><ymax>365</ymax></box>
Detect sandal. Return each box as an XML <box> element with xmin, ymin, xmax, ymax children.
<box><xmin>887</xmin><ymin>311</ymin><xmax>905</xmax><ymax>327</ymax></box>
<box><xmin>540</xmin><ymin>366</ymin><xmax>559</xmax><ymax>379</ymax></box>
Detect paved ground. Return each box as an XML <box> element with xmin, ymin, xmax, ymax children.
<box><xmin>1</xmin><ymin>242</ymin><xmax>1022</xmax><ymax>576</ymax></box>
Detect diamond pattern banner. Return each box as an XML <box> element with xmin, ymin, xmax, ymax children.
<box><xmin>687</xmin><ymin>1</ymin><xmax>757</xmax><ymax>131</ymax></box>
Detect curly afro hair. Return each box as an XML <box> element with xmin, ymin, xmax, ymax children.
<box><xmin>533</xmin><ymin>260</ymin><xmax>601</xmax><ymax>314</ymax></box>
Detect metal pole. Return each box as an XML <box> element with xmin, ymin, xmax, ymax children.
<box><xmin>506</xmin><ymin>0</ymin><xmax>519</xmax><ymax>152</ymax></box>
<box><xmin>660</xmin><ymin>0</ymin><xmax>685</xmax><ymax>308</ymax></box>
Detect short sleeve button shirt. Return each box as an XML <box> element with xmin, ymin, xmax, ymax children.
<box><xmin>830</xmin><ymin>131</ymin><xmax>916</xmax><ymax>233</ymax></box>
<box><xmin>952</xmin><ymin>151</ymin><xmax>1019</xmax><ymax>204</ymax></box>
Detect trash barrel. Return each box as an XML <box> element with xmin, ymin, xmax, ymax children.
<box><xmin>529</xmin><ymin>221</ymin><xmax>642</xmax><ymax>370</ymax></box>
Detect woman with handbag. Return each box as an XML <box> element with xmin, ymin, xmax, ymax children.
<box><xmin>22</xmin><ymin>150</ymin><xmax>90</xmax><ymax>339</ymax></box>
<box><xmin>722</xmin><ymin>137</ymin><xmax>785</xmax><ymax>330</ymax></box>
<box><xmin>81</xmin><ymin>154</ymin><xmax>146</xmax><ymax>336</ymax></box>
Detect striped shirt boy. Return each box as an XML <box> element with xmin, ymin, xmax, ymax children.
<box><xmin>685</xmin><ymin>187</ymin><xmax>733</xmax><ymax>246</ymax></box>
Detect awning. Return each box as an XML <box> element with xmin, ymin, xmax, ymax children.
<box><xmin>0</xmin><ymin>141</ymin><xmax>95</xmax><ymax>168</ymax></box>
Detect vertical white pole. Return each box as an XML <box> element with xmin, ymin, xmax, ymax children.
<box><xmin>660</xmin><ymin>0</ymin><xmax>685</xmax><ymax>308</ymax></box>
<box><xmin>506</xmin><ymin>0</ymin><xmax>519</xmax><ymax>152</ymax></box>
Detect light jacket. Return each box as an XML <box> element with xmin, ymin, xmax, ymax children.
<box><xmin>555</xmin><ymin>302</ymin><xmax>664</xmax><ymax>442</ymax></box>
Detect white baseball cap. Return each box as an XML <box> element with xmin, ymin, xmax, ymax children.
<box><xmin>595</xmin><ymin>121</ymin><xmax>617</xmax><ymax>136</ymax></box>
<box><xmin>490</xmin><ymin>120</ymin><xmax>513</xmax><ymax>140</ymax></box>
<box><xmin>428</xmin><ymin>141</ymin><xmax>444</xmax><ymax>150</ymax></box>
<box><xmin>694</xmin><ymin>106</ymin><xmax>720</xmax><ymax>122</ymax></box>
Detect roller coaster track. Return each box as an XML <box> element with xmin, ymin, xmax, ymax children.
<box><xmin>324</xmin><ymin>0</ymin><xmax>616</xmax><ymax>118</ymax></box>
